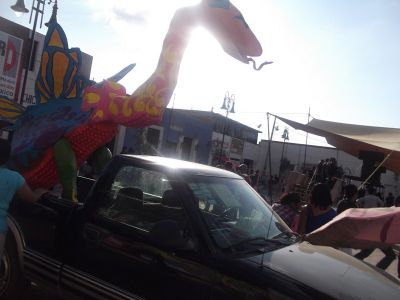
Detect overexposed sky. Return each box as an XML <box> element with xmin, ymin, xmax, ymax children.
<box><xmin>2</xmin><ymin>0</ymin><xmax>400</xmax><ymax>146</ymax></box>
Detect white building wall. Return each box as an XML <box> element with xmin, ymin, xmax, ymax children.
<box><xmin>257</xmin><ymin>140</ymin><xmax>399</xmax><ymax>195</ymax></box>
<box><xmin>209</xmin><ymin>131</ymin><xmax>259</xmax><ymax>168</ymax></box>
<box><xmin>243</xmin><ymin>142</ymin><xmax>259</xmax><ymax>164</ymax></box>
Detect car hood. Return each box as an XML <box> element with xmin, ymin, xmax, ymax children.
<box><xmin>246</xmin><ymin>242</ymin><xmax>399</xmax><ymax>300</ymax></box>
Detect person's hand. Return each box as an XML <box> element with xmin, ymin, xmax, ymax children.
<box><xmin>34</xmin><ymin>188</ymin><xmax>48</xmax><ymax>199</ymax></box>
<box><xmin>17</xmin><ymin>184</ymin><xmax>48</xmax><ymax>203</ymax></box>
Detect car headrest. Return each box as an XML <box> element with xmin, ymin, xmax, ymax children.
<box><xmin>118</xmin><ymin>187</ymin><xmax>143</xmax><ymax>200</ymax></box>
<box><xmin>161</xmin><ymin>190</ymin><xmax>181</xmax><ymax>207</ymax></box>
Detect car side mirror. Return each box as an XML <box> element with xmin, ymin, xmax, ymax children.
<box><xmin>149</xmin><ymin>220</ymin><xmax>193</xmax><ymax>250</ymax></box>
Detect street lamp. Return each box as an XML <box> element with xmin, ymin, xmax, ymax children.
<box><xmin>219</xmin><ymin>91</ymin><xmax>235</xmax><ymax>162</ymax></box>
<box><xmin>279</xmin><ymin>127</ymin><xmax>289</xmax><ymax>177</ymax></box>
<box><xmin>10</xmin><ymin>0</ymin><xmax>29</xmax><ymax>16</ymax></box>
<box><xmin>10</xmin><ymin>0</ymin><xmax>57</xmax><ymax>105</ymax></box>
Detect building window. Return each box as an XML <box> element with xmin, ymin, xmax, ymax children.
<box><xmin>147</xmin><ymin>128</ymin><xmax>160</xmax><ymax>148</ymax></box>
<box><xmin>181</xmin><ymin>137</ymin><xmax>193</xmax><ymax>161</ymax></box>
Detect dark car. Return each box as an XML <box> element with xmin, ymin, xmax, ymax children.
<box><xmin>1</xmin><ymin>155</ymin><xmax>399</xmax><ymax>299</ymax></box>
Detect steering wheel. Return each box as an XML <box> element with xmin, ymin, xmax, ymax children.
<box><xmin>221</xmin><ymin>206</ymin><xmax>239</xmax><ymax>221</ymax></box>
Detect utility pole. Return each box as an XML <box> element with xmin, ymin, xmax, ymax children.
<box><xmin>218</xmin><ymin>92</ymin><xmax>235</xmax><ymax>163</ymax></box>
<box><xmin>266</xmin><ymin>113</ymin><xmax>277</xmax><ymax>199</ymax></box>
<box><xmin>303</xmin><ymin>107</ymin><xmax>311</xmax><ymax>172</ymax></box>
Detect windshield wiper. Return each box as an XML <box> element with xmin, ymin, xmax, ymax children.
<box><xmin>226</xmin><ymin>237</ymin><xmax>291</xmax><ymax>252</ymax></box>
<box><xmin>271</xmin><ymin>231</ymin><xmax>302</xmax><ymax>242</ymax></box>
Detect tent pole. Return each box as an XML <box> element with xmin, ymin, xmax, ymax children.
<box><xmin>302</xmin><ymin>107</ymin><xmax>311</xmax><ymax>172</ymax></box>
<box><xmin>359</xmin><ymin>151</ymin><xmax>393</xmax><ymax>190</ymax></box>
<box><xmin>267</xmin><ymin>115</ymin><xmax>277</xmax><ymax>199</ymax></box>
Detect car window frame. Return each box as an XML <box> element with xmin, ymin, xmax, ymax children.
<box><xmin>85</xmin><ymin>156</ymin><xmax>202</xmax><ymax>251</ymax></box>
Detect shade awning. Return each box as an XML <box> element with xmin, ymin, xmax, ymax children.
<box><xmin>273</xmin><ymin>115</ymin><xmax>400</xmax><ymax>174</ymax></box>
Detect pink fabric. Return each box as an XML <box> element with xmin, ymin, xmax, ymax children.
<box><xmin>305</xmin><ymin>207</ymin><xmax>400</xmax><ymax>248</ymax></box>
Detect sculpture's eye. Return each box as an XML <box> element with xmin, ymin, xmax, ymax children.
<box><xmin>208</xmin><ymin>0</ymin><xmax>230</xmax><ymax>9</ymax></box>
<box><xmin>234</xmin><ymin>14</ymin><xmax>249</xmax><ymax>29</ymax></box>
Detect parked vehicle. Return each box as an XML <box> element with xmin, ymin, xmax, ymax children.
<box><xmin>1</xmin><ymin>155</ymin><xmax>399</xmax><ymax>299</ymax></box>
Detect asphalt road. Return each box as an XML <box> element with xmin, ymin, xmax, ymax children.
<box><xmin>352</xmin><ymin>248</ymin><xmax>399</xmax><ymax>280</ymax></box>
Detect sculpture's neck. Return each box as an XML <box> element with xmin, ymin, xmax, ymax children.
<box><xmin>132</xmin><ymin>5</ymin><xmax>199</xmax><ymax>103</ymax></box>
<box><xmin>82</xmin><ymin>5</ymin><xmax>201</xmax><ymax>127</ymax></box>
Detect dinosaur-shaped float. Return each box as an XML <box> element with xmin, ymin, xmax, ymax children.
<box><xmin>0</xmin><ymin>0</ymin><xmax>265</xmax><ymax>201</ymax></box>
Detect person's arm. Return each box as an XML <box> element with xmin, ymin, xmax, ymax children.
<box><xmin>15</xmin><ymin>183</ymin><xmax>47</xmax><ymax>203</ymax></box>
<box><xmin>297</xmin><ymin>205</ymin><xmax>308</xmax><ymax>235</ymax></box>
<box><xmin>336</xmin><ymin>201</ymin><xmax>344</xmax><ymax>215</ymax></box>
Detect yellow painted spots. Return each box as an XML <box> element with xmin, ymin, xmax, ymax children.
<box><xmin>109</xmin><ymin>81</ymin><xmax>122</xmax><ymax>91</ymax></box>
<box><xmin>108</xmin><ymin>98</ymin><xmax>119</xmax><ymax>115</ymax></box>
<box><xmin>122</xmin><ymin>99</ymin><xmax>133</xmax><ymax>117</ymax></box>
<box><xmin>84</xmin><ymin>93</ymin><xmax>101</xmax><ymax>104</ymax></box>
<box><xmin>164</xmin><ymin>45</ymin><xmax>178</xmax><ymax>64</ymax></box>
<box><xmin>93</xmin><ymin>110</ymin><xmax>104</xmax><ymax>120</ymax></box>
<box><xmin>134</xmin><ymin>99</ymin><xmax>146</xmax><ymax>112</ymax></box>
<box><xmin>146</xmin><ymin>95</ymin><xmax>163</xmax><ymax>117</ymax></box>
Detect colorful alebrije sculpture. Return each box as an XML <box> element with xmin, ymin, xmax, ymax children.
<box><xmin>0</xmin><ymin>0</ymin><xmax>267</xmax><ymax>201</ymax></box>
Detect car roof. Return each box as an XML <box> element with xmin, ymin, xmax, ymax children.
<box><xmin>119</xmin><ymin>154</ymin><xmax>243</xmax><ymax>179</ymax></box>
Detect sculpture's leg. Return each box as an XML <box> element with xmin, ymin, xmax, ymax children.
<box><xmin>54</xmin><ymin>138</ymin><xmax>78</xmax><ymax>202</ymax></box>
<box><xmin>90</xmin><ymin>146</ymin><xmax>112</xmax><ymax>178</ymax></box>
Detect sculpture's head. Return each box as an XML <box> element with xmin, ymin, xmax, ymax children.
<box><xmin>200</xmin><ymin>0</ymin><xmax>263</xmax><ymax>63</ymax></box>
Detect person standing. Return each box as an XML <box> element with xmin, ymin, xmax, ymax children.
<box><xmin>237</xmin><ymin>164</ymin><xmax>251</xmax><ymax>184</ymax></box>
<box><xmin>250</xmin><ymin>170</ymin><xmax>260</xmax><ymax>187</ymax></box>
<box><xmin>0</xmin><ymin>139</ymin><xmax>47</xmax><ymax>260</ymax></box>
<box><xmin>356</xmin><ymin>184</ymin><xmax>384</xmax><ymax>208</ymax></box>
<box><xmin>272</xmin><ymin>192</ymin><xmax>301</xmax><ymax>228</ymax></box>
<box><xmin>224</xmin><ymin>160</ymin><xmax>234</xmax><ymax>172</ymax></box>
<box><xmin>354</xmin><ymin>184</ymin><xmax>395</xmax><ymax>268</ymax></box>
<box><xmin>385</xmin><ymin>192</ymin><xmax>395</xmax><ymax>207</ymax></box>
<box><xmin>298</xmin><ymin>183</ymin><xmax>336</xmax><ymax>234</ymax></box>
<box><xmin>336</xmin><ymin>184</ymin><xmax>358</xmax><ymax>215</ymax></box>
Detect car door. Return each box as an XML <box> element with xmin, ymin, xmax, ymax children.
<box><xmin>8</xmin><ymin>196</ymin><xmax>77</xmax><ymax>291</ymax></box>
<box><xmin>60</xmin><ymin>161</ymin><xmax>215</xmax><ymax>300</ymax></box>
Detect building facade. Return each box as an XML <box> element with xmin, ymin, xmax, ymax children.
<box><xmin>121</xmin><ymin>108</ymin><xmax>261</xmax><ymax>169</ymax></box>
<box><xmin>119</xmin><ymin>108</ymin><xmax>399</xmax><ymax>196</ymax></box>
<box><xmin>256</xmin><ymin>140</ymin><xmax>400</xmax><ymax>196</ymax></box>
<box><xmin>0</xmin><ymin>17</ymin><xmax>92</xmax><ymax>107</ymax></box>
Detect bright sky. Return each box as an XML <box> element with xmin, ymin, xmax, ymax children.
<box><xmin>1</xmin><ymin>0</ymin><xmax>400</xmax><ymax>146</ymax></box>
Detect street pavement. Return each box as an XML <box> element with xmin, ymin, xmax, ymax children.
<box><xmin>351</xmin><ymin>248</ymin><xmax>399</xmax><ymax>280</ymax></box>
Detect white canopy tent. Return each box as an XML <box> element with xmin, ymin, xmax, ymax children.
<box><xmin>272</xmin><ymin>115</ymin><xmax>400</xmax><ymax>174</ymax></box>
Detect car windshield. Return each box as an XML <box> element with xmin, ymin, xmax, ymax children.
<box><xmin>186</xmin><ymin>175</ymin><xmax>299</xmax><ymax>253</ymax></box>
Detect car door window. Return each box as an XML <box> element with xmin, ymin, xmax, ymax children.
<box><xmin>95</xmin><ymin>165</ymin><xmax>192</xmax><ymax>247</ymax></box>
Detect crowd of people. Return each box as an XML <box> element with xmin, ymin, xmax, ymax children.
<box><xmin>217</xmin><ymin>160</ymin><xmax>262</xmax><ymax>188</ymax></box>
<box><xmin>271</xmin><ymin>180</ymin><xmax>400</xmax><ymax>279</ymax></box>
<box><xmin>315</xmin><ymin>157</ymin><xmax>344</xmax><ymax>188</ymax></box>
